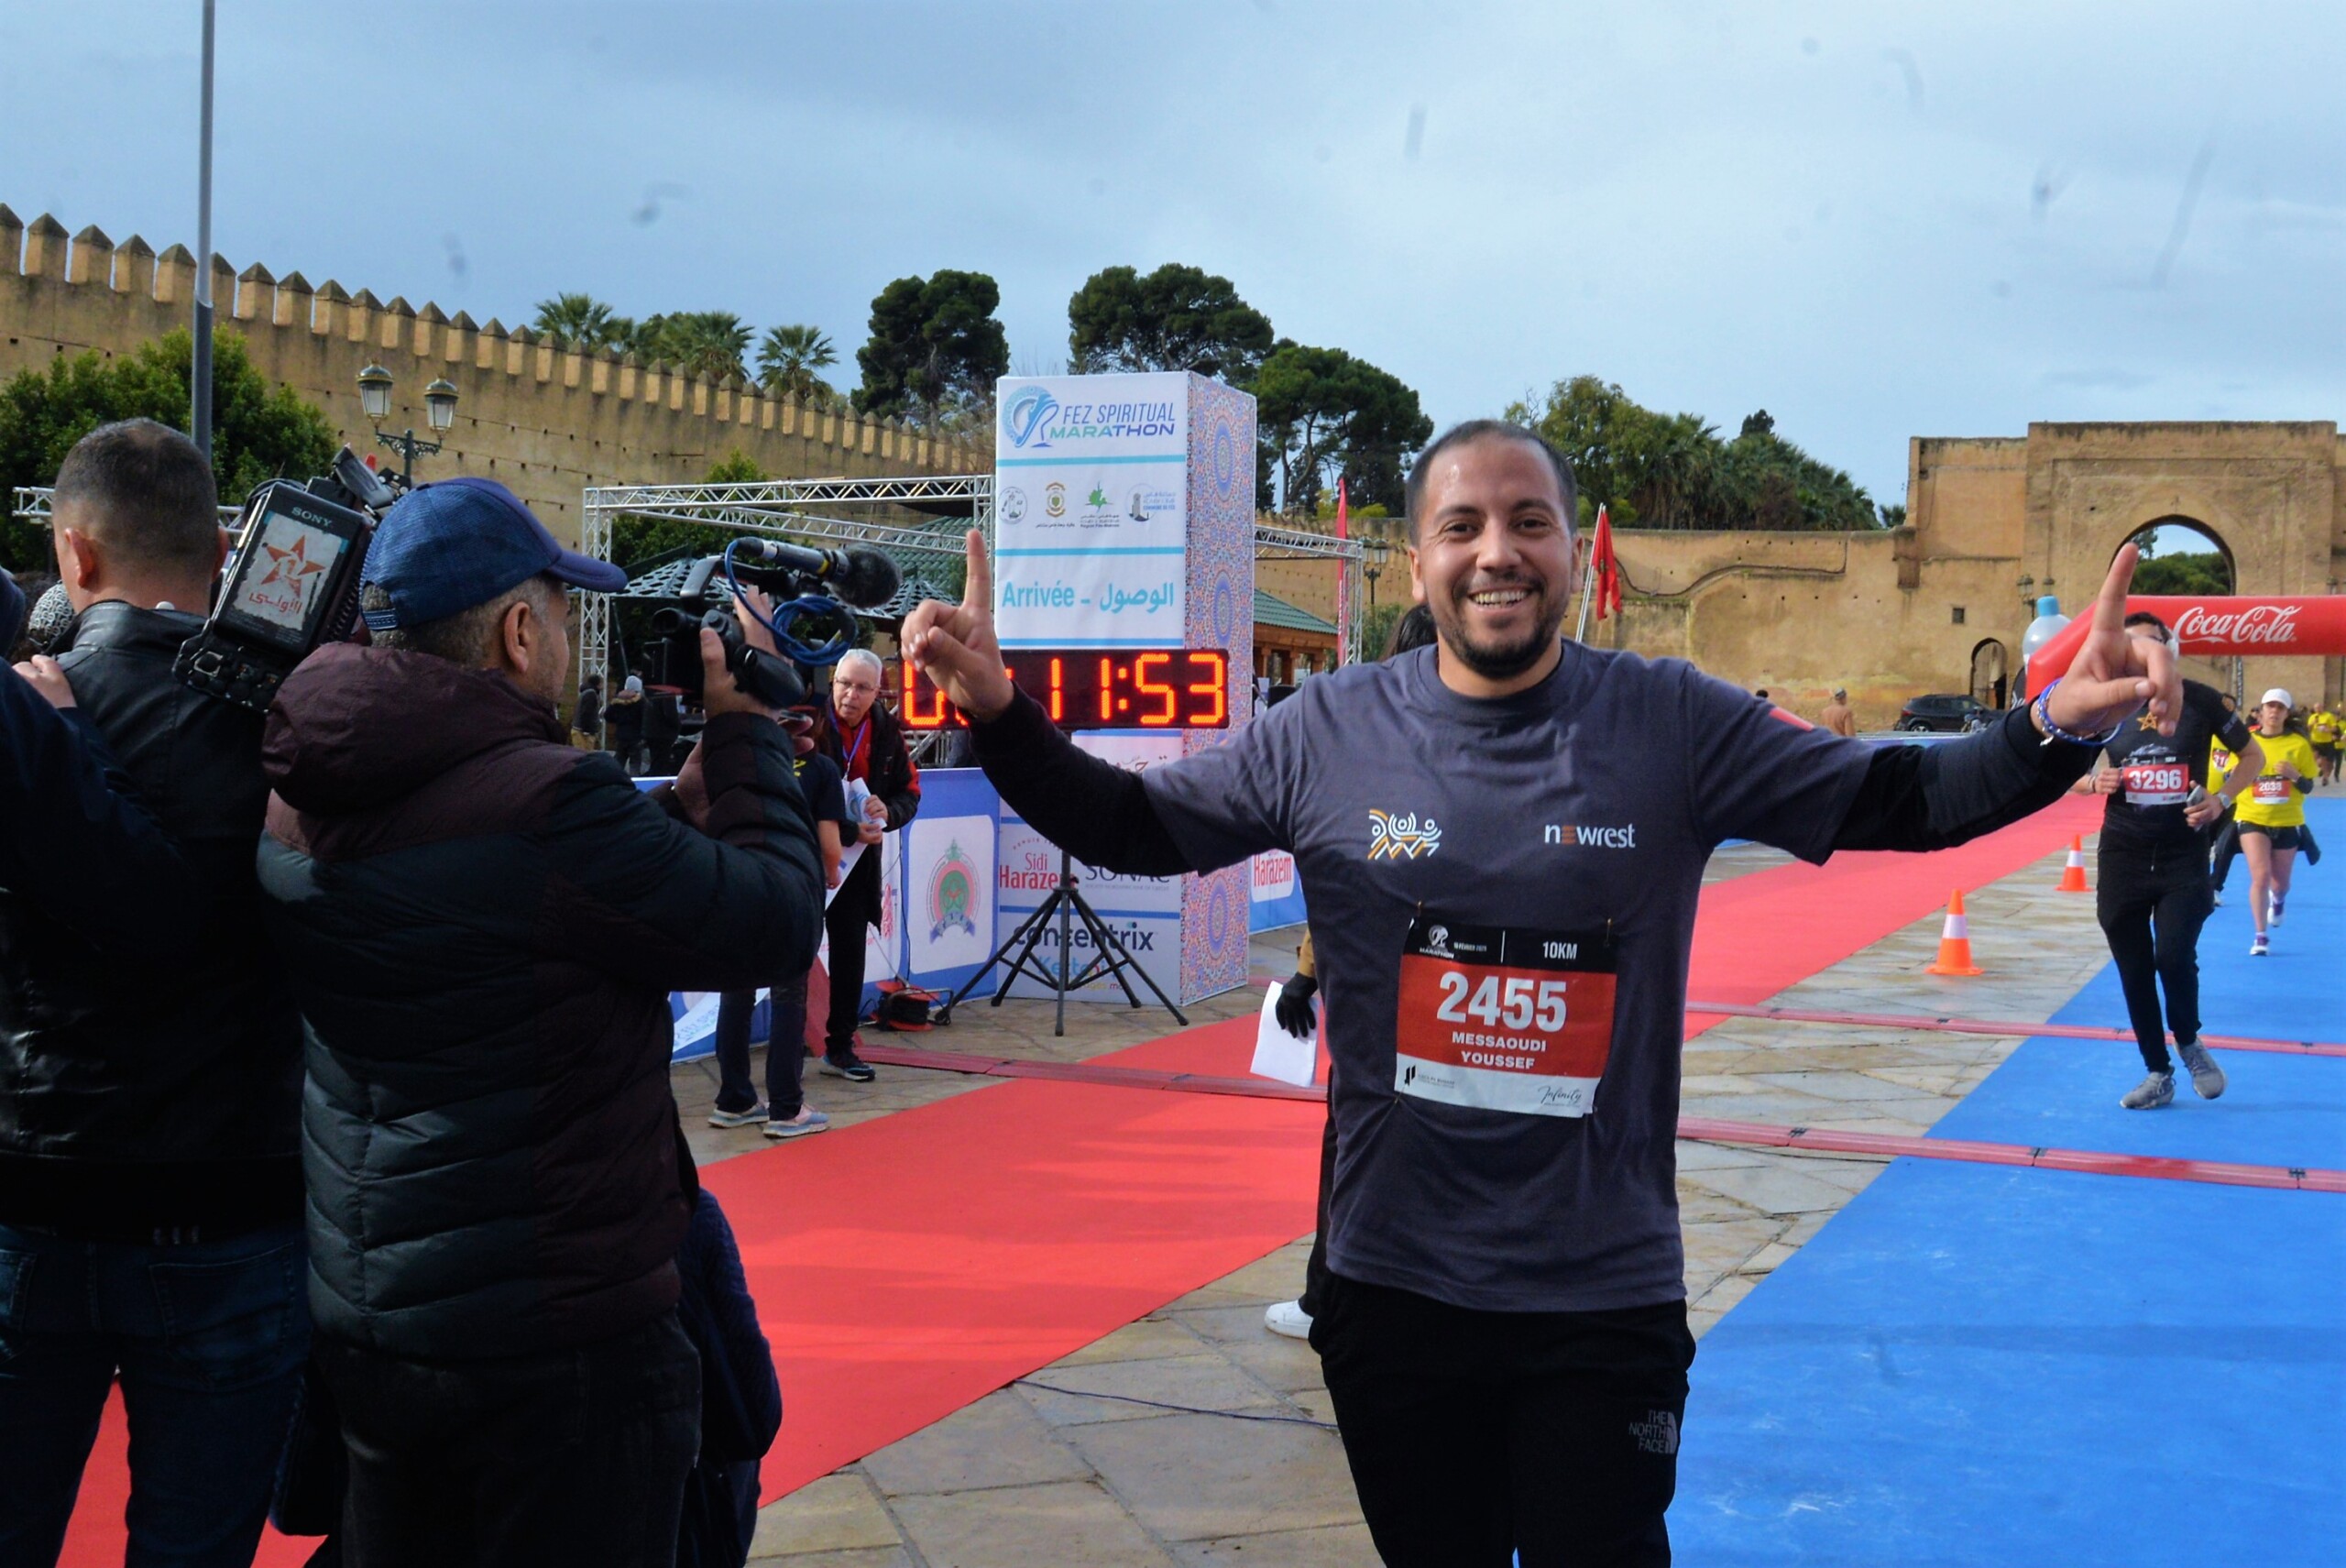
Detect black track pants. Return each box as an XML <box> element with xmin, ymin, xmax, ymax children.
<box><xmin>2097</xmin><ymin>841</ymin><xmax>2214</xmax><ymax>1074</ymax></box>
<box><xmin>1310</xmin><ymin>1275</ymin><xmax>1693</xmax><ymax>1567</ymax></box>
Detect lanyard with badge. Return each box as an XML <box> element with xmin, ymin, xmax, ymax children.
<box><xmin>1393</xmin><ymin>913</ymin><xmax>1619</xmax><ymax>1118</ymax></box>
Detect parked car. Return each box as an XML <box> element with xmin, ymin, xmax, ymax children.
<box><xmin>1895</xmin><ymin>693</ymin><xmax>1990</xmax><ymax>732</ymax></box>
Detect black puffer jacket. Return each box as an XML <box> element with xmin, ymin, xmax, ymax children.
<box><xmin>0</xmin><ymin>602</ymin><xmax>303</xmax><ymax>1240</ymax></box>
<box><xmin>258</xmin><ymin>642</ymin><xmax>822</xmax><ymax>1357</ymax></box>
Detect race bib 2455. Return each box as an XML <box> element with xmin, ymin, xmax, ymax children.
<box><xmin>1394</xmin><ymin>917</ymin><xmax>1618</xmax><ymax>1118</ymax></box>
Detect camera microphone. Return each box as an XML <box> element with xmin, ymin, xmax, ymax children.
<box><xmin>732</xmin><ymin>539</ymin><xmax>902</xmax><ymax>608</ymax></box>
<box><xmin>27</xmin><ymin>584</ymin><xmax>76</xmax><ymax>652</ymax></box>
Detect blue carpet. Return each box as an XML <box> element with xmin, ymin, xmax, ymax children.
<box><xmin>1672</xmin><ymin>798</ymin><xmax>2346</xmax><ymax>1565</ymax></box>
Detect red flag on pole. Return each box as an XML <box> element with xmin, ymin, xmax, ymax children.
<box><xmin>1334</xmin><ymin>479</ymin><xmax>1353</xmax><ymax>664</ymax></box>
<box><xmin>1590</xmin><ymin>504</ymin><xmax>1621</xmax><ymax>620</ymax></box>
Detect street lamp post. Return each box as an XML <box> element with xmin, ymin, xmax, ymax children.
<box><xmin>1363</xmin><ymin>534</ymin><xmax>1390</xmax><ymax>611</ymax></box>
<box><xmin>358</xmin><ymin>364</ymin><xmax>458</xmax><ymax>487</ymax></box>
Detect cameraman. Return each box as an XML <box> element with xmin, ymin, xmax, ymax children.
<box><xmin>0</xmin><ymin>420</ymin><xmax>309</xmax><ymax>1568</ymax></box>
<box><xmin>256</xmin><ymin>477</ymin><xmax>825</xmax><ymax>1565</ymax></box>
<box><xmin>812</xmin><ymin>648</ymin><xmax>920</xmax><ymax>1080</ymax></box>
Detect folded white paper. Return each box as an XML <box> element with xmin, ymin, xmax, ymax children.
<box><xmin>1249</xmin><ymin>981</ymin><xmax>1318</xmax><ymax>1087</ymax></box>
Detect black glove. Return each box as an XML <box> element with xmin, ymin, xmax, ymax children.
<box><xmin>1275</xmin><ymin>971</ymin><xmax>1318</xmax><ymax>1039</ymax></box>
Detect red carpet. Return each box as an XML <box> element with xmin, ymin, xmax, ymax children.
<box><xmin>60</xmin><ymin>796</ymin><xmax>2095</xmax><ymax>1557</ymax></box>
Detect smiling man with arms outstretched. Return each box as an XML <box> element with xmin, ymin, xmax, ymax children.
<box><xmin>905</xmin><ymin>419</ymin><xmax>2177</xmax><ymax>1568</ymax></box>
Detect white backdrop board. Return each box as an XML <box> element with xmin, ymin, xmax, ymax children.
<box><xmin>992</xmin><ymin>372</ymin><xmax>1255</xmax><ymax>1005</ymax></box>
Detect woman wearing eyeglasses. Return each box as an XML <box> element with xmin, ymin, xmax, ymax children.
<box><xmin>2235</xmin><ymin>688</ymin><xmax>2319</xmax><ymax>958</ymax></box>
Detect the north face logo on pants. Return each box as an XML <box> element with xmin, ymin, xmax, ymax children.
<box><xmin>1628</xmin><ymin>1409</ymin><xmax>1680</xmax><ymax>1455</ymax></box>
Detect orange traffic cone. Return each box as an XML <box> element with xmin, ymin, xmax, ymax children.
<box><xmin>1925</xmin><ymin>888</ymin><xmax>1984</xmax><ymax>976</ymax></box>
<box><xmin>2058</xmin><ymin>836</ymin><xmax>2089</xmax><ymax>894</ymax></box>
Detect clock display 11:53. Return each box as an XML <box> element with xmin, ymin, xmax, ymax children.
<box><xmin>900</xmin><ymin>649</ymin><xmax>1231</xmax><ymax>730</ymax></box>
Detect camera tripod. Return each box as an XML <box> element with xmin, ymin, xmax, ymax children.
<box><xmin>934</xmin><ymin>849</ymin><xmax>1188</xmax><ymax>1037</ymax></box>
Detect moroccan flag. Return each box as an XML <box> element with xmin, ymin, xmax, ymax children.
<box><xmin>1590</xmin><ymin>503</ymin><xmax>1622</xmax><ymax>620</ymax></box>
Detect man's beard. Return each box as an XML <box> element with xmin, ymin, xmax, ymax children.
<box><xmin>1431</xmin><ymin>576</ymin><xmax>1567</xmax><ymax>682</ymax></box>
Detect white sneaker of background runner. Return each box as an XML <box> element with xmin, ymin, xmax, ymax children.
<box><xmin>1263</xmin><ymin>1300</ymin><xmax>1312</xmax><ymax>1340</ymax></box>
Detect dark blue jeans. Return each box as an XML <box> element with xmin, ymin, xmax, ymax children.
<box><xmin>713</xmin><ymin>975</ymin><xmax>810</xmax><ymax>1120</ymax></box>
<box><xmin>0</xmin><ymin>1221</ymin><xmax>309</xmax><ymax>1568</ymax></box>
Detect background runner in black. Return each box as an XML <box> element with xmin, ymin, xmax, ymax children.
<box><xmin>2084</xmin><ymin>613</ymin><xmax>2258</xmax><ymax>1107</ymax></box>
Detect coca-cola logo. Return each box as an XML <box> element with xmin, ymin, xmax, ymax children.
<box><xmin>2172</xmin><ymin>604</ymin><xmax>2301</xmax><ymax>647</ymax></box>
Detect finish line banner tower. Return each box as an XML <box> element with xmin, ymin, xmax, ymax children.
<box><xmin>992</xmin><ymin>371</ymin><xmax>1256</xmax><ymax>1005</ymax></box>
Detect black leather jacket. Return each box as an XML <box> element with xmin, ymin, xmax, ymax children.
<box><xmin>0</xmin><ymin>601</ymin><xmax>303</xmax><ymax>1239</ymax></box>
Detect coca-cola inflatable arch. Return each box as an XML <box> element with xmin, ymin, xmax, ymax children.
<box><xmin>2023</xmin><ymin>596</ymin><xmax>2346</xmax><ymax>697</ymax></box>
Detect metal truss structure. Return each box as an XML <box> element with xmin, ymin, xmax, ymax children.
<box><xmin>1252</xmin><ymin>518</ymin><xmax>1370</xmax><ymax>663</ymax></box>
<box><xmin>17</xmin><ymin>475</ymin><xmax>1380</xmax><ymax>679</ymax></box>
<box><xmin>576</xmin><ymin>475</ymin><xmax>996</xmax><ymax>689</ymax></box>
<box><xmin>14</xmin><ymin>488</ymin><xmax>242</xmax><ymax>528</ymax></box>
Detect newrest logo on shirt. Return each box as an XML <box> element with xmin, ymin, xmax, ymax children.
<box><xmin>1544</xmin><ymin>822</ymin><xmax>1638</xmax><ymax>849</ymax></box>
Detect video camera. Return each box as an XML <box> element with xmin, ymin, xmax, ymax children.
<box><xmin>645</xmin><ymin>538</ymin><xmax>902</xmax><ymax>709</ymax></box>
<box><xmin>173</xmin><ymin>446</ymin><xmax>398</xmax><ymax>711</ymax></box>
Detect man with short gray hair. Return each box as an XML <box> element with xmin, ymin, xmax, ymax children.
<box><xmin>814</xmin><ymin>645</ymin><xmax>921</xmax><ymax>1080</ymax></box>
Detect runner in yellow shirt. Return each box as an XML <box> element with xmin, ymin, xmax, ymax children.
<box><xmin>2236</xmin><ymin>689</ymin><xmax>2319</xmax><ymax>955</ymax></box>
<box><xmin>2309</xmin><ymin>703</ymin><xmax>2341</xmax><ymax>784</ymax></box>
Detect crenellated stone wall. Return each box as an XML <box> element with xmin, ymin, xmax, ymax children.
<box><xmin>0</xmin><ymin>203</ymin><xmax>987</xmax><ymax>548</ymax></box>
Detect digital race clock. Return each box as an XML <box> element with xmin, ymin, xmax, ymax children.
<box><xmin>902</xmin><ymin>649</ymin><xmax>1231</xmax><ymax>730</ymax></box>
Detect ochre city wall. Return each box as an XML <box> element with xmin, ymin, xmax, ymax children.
<box><xmin>1598</xmin><ymin>423</ymin><xmax>2343</xmax><ymax>724</ymax></box>
<box><xmin>0</xmin><ymin>205</ymin><xmax>985</xmax><ymax>550</ymax></box>
<box><xmin>18</xmin><ymin>201</ymin><xmax>2327</xmax><ymax>715</ymax></box>
<box><xmin>1261</xmin><ymin>426</ymin><xmax>2341</xmax><ymax>726</ymax></box>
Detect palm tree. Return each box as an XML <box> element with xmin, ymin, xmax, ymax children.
<box><xmin>531</xmin><ymin>292</ymin><xmax>631</xmax><ymax>353</ymax></box>
<box><xmin>639</xmin><ymin>311</ymin><xmax>751</xmax><ymax>382</ymax></box>
<box><xmin>756</xmin><ymin>324</ymin><xmax>839</xmax><ymax>403</ymax></box>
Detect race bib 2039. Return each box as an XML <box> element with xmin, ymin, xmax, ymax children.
<box><xmin>1394</xmin><ymin>916</ymin><xmax>1618</xmax><ymax>1118</ymax></box>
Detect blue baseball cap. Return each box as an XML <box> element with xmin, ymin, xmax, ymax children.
<box><xmin>360</xmin><ymin>477</ymin><xmax>627</xmax><ymax>631</ymax></box>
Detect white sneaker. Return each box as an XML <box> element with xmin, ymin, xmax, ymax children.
<box><xmin>1263</xmin><ymin>1299</ymin><xmax>1313</xmax><ymax>1340</ymax></box>
<box><xmin>2251</xmin><ymin>933</ymin><xmax>2269</xmax><ymax>957</ymax></box>
<box><xmin>707</xmin><ymin>1102</ymin><xmax>767</xmax><ymax>1128</ymax></box>
<box><xmin>2269</xmin><ymin>893</ymin><xmax>2286</xmax><ymax>925</ymax></box>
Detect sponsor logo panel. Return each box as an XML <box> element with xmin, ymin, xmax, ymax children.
<box><xmin>1250</xmin><ymin>850</ymin><xmax>1297</xmax><ymax>904</ymax></box>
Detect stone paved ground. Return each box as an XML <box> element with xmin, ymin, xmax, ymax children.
<box><xmin>676</xmin><ymin>838</ymin><xmax>2111</xmax><ymax>1566</ymax></box>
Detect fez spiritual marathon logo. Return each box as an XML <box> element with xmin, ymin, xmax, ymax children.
<box><xmin>927</xmin><ymin>840</ymin><xmax>980</xmax><ymax>941</ymax></box>
<box><xmin>1003</xmin><ymin>385</ymin><xmax>1060</xmax><ymax>451</ymax></box>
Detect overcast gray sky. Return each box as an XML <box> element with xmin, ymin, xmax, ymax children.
<box><xmin>5</xmin><ymin>1</ymin><xmax>2340</xmax><ymax>504</ymax></box>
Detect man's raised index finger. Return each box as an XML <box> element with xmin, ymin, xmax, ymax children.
<box><xmin>2093</xmin><ymin>542</ymin><xmax>2140</xmax><ymax>631</ymax></box>
<box><xmin>963</xmin><ymin>527</ymin><xmax>992</xmax><ymax>612</ymax></box>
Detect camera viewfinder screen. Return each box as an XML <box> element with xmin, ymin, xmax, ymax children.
<box><xmin>221</xmin><ymin>510</ymin><xmax>349</xmax><ymax>650</ymax></box>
